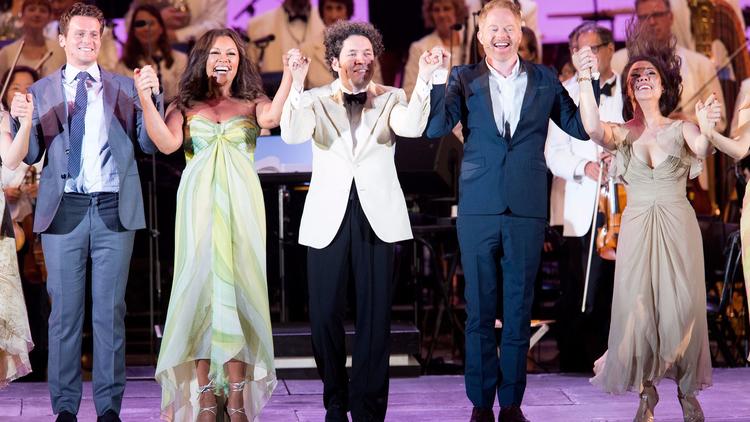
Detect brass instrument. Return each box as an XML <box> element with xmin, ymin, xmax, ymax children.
<box><xmin>689</xmin><ymin>0</ymin><xmax>714</xmax><ymax>58</ymax></box>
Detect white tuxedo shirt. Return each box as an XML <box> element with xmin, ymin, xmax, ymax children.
<box><xmin>545</xmin><ymin>74</ymin><xmax>624</xmax><ymax>237</ymax></box>
<box><xmin>280</xmin><ymin>78</ymin><xmax>432</xmax><ymax>248</ymax></box>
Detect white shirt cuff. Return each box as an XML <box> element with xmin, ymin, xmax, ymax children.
<box><xmin>289</xmin><ymin>84</ymin><xmax>304</xmax><ymax>108</ymax></box>
<box><xmin>413</xmin><ymin>76</ymin><xmax>432</xmax><ymax>98</ymax></box>
<box><xmin>432</xmin><ymin>68</ymin><xmax>449</xmax><ymax>85</ymax></box>
<box><xmin>573</xmin><ymin>159</ymin><xmax>588</xmax><ymax>181</ymax></box>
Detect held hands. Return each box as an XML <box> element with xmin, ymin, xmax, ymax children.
<box><xmin>134</xmin><ymin>65</ymin><xmax>160</xmax><ymax>97</ymax></box>
<box><xmin>10</xmin><ymin>93</ymin><xmax>33</xmax><ymax>126</ymax></box>
<box><xmin>418</xmin><ymin>46</ymin><xmax>451</xmax><ymax>82</ymax></box>
<box><xmin>695</xmin><ymin>93</ymin><xmax>722</xmax><ymax>136</ymax></box>
<box><xmin>572</xmin><ymin>46</ymin><xmax>598</xmax><ymax>79</ymax></box>
<box><xmin>285</xmin><ymin>49</ymin><xmax>310</xmax><ymax>90</ymax></box>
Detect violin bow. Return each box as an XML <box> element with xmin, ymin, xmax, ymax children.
<box><xmin>0</xmin><ymin>40</ymin><xmax>26</xmax><ymax>112</ymax></box>
<box><xmin>582</xmin><ymin>157</ymin><xmax>605</xmax><ymax>313</ymax></box>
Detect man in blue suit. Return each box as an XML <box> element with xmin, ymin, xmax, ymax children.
<box><xmin>424</xmin><ymin>1</ymin><xmax>599</xmax><ymax>421</ymax></box>
<box><xmin>10</xmin><ymin>3</ymin><xmax>169</xmax><ymax>421</ymax></box>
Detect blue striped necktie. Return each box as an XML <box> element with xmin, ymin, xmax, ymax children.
<box><xmin>68</xmin><ymin>71</ymin><xmax>90</xmax><ymax>178</ymax></box>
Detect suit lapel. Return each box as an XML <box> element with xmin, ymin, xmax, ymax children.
<box><xmin>469</xmin><ymin>63</ymin><xmax>500</xmax><ymax>136</ymax></box>
<box><xmin>47</xmin><ymin>71</ymin><xmax>67</xmax><ymax>144</ymax></box>
<box><xmin>101</xmin><ymin>69</ymin><xmax>117</xmax><ymax>136</ymax></box>
<box><xmin>513</xmin><ymin>61</ymin><xmax>537</xmax><ymax>143</ymax></box>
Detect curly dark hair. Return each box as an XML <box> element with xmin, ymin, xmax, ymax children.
<box><xmin>324</xmin><ymin>21</ymin><xmax>384</xmax><ymax>77</ymax></box>
<box><xmin>59</xmin><ymin>2</ymin><xmax>105</xmax><ymax>36</ymax></box>
<box><xmin>621</xmin><ymin>20</ymin><xmax>682</xmax><ymax>121</ymax></box>
<box><xmin>122</xmin><ymin>4</ymin><xmax>174</xmax><ymax>71</ymax></box>
<box><xmin>176</xmin><ymin>28</ymin><xmax>265</xmax><ymax>110</ymax></box>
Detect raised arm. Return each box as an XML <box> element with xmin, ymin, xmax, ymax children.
<box><xmin>390</xmin><ymin>50</ymin><xmax>442</xmax><ymax>138</ymax></box>
<box><xmin>572</xmin><ymin>46</ymin><xmax>616</xmax><ymax>150</ymax></box>
<box><xmin>280</xmin><ymin>53</ymin><xmax>315</xmax><ymax>144</ymax></box>
<box><xmin>424</xmin><ymin>48</ymin><xmax>461</xmax><ymax>139</ymax></box>
<box><xmin>696</xmin><ymin>93</ymin><xmax>749</xmax><ymax>159</ymax></box>
<box><xmin>256</xmin><ymin>49</ymin><xmax>297</xmax><ymax>129</ymax></box>
<box><xmin>2</xmin><ymin>94</ymin><xmax>34</xmax><ymax>169</ymax></box>
<box><xmin>134</xmin><ymin>65</ymin><xmax>181</xmax><ymax>154</ymax></box>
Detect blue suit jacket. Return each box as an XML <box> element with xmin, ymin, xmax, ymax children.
<box><xmin>18</xmin><ymin>67</ymin><xmax>162</xmax><ymax>233</ymax></box>
<box><xmin>425</xmin><ymin>60</ymin><xmax>598</xmax><ymax>219</ymax></box>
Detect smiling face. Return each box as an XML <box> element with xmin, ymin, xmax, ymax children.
<box><xmin>331</xmin><ymin>34</ymin><xmax>374</xmax><ymax>92</ymax></box>
<box><xmin>206</xmin><ymin>35</ymin><xmax>239</xmax><ymax>87</ymax></box>
<box><xmin>627</xmin><ymin>60</ymin><xmax>663</xmax><ymax>104</ymax></box>
<box><xmin>59</xmin><ymin>16</ymin><xmax>101</xmax><ymax>68</ymax></box>
<box><xmin>477</xmin><ymin>7</ymin><xmax>522</xmax><ymax>64</ymax></box>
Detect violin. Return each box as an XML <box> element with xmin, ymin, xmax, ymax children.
<box><xmin>595</xmin><ymin>175</ymin><xmax>627</xmax><ymax>261</ymax></box>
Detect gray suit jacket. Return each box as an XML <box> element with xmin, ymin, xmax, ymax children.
<box><xmin>19</xmin><ymin>67</ymin><xmax>162</xmax><ymax>233</ymax></box>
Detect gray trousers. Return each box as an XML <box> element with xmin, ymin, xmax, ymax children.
<box><xmin>43</xmin><ymin>192</ymin><xmax>135</xmax><ymax>416</ymax></box>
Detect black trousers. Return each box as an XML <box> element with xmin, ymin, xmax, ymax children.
<box><xmin>555</xmin><ymin>222</ymin><xmax>614</xmax><ymax>372</ymax></box>
<box><xmin>307</xmin><ymin>190</ymin><xmax>394</xmax><ymax>422</ymax></box>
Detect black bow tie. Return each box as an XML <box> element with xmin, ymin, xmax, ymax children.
<box><xmin>288</xmin><ymin>13</ymin><xmax>308</xmax><ymax>23</ymax></box>
<box><xmin>601</xmin><ymin>80</ymin><xmax>615</xmax><ymax>97</ymax></box>
<box><xmin>343</xmin><ymin>92</ymin><xmax>367</xmax><ymax>106</ymax></box>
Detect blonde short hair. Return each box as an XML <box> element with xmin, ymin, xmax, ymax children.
<box><xmin>478</xmin><ymin>0</ymin><xmax>522</xmax><ymax>26</ymax></box>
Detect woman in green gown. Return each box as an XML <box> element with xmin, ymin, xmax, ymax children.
<box><xmin>135</xmin><ymin>28</ymin><xmax>301</xmax><ymax>421</ymax></box>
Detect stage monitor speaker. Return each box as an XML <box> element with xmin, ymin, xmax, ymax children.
<box><xmin>395</xmin><ymin>133</ymin><xmax>463</xmax><ymax>196</ymax></box>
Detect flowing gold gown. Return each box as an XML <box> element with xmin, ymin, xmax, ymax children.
<box><xmin>591</xmin><ymin>121</ymin><xmax>713</xmax><ymax>395</ymax></box>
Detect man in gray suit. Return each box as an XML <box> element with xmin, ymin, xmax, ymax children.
<box><xmin>10</xmin><ymin>3</ymin><xmax>168</xmax><ymax>422</ymax></box>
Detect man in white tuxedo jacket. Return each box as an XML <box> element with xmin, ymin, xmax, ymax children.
<box><xmin>545</xmin><ymin>23</ymin><xmax>621</xmax><ymax>372</ymax></box>
<box><xmin>280</xmin><ymin>21</ymin><xmax>441</xmax><ymax>422</ymax></box>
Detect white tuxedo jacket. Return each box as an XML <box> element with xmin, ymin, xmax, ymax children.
<box><xmin>280</xmin><ymin>78</ymin><xmax>431</xmax><ymax>248</ymax></box>
<box><xmin>545</xmin><ymin>74</ymin><xmax>624</xmax><ymax>237</ymax></box>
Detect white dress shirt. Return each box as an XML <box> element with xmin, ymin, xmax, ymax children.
<box><xmin>487</xmin><ymin>58</ymin><xmax>527</xmax><ymax>138</ymax></box>
<box><xmin>62</xmin><ymin>64</ymin><xmax>118</xmax><ymax>193</ymax></box>
<box><xmin>545</xmin><ymin>74</ymin><xmax>624</xmax><ymax>236</ymax></box>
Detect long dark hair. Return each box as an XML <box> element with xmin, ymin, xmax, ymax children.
<box><xmin>621</xmin><ymin>20</ymin><xmax>682</xmax><ymax>121</ymax></box>
<box><xmin>122</xmin><ymin>4</ymin><xmax>174</xmax><ymax>70</ymax></box>
<box><xmin>177</xmin><ymin>28</ymin><xmax>265</xmax><ymax>110</ymax></box>
<box><xmin>1</xmin><ymin>66</ymin><xmax>39</xmax><ymax>109</ymax></box>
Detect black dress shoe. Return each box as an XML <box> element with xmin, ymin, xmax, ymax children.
<box><xmin>325</xmin><ymin>402</ymin><xmax>349</xmax><ymax>422</ymax></box>
<box><xmin>97</xmin><ymin>410</ymin><xmax>121</xmax><ymax>422</ymax></box>
<box><xmin>470</xmin><ymin>407</ymin><xmax>495</xmax><ymax>422</ymax></box>
<box><xmin>499</xmin><ymin>405</ymin><xmax>530</xmax><ymax>422</ymax></box>
<box><xmin>55</xmin><ymin>411</ymin><xmax>77</xmax><ymax>422</ymax></box>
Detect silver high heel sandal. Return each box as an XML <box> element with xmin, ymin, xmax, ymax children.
<box><xmin>197</xmin><ymin>380</ymin><xmax>217</xmax><ymax>418</ymax></box>
<box><xmin>678</xmin><ymin>389</ymin><xmax>705</xmax><ymax>422</ymax></box>
<box><xmin>633</xmin><ymin>382</ymin><xmax>658</xmax><ymax>422</ymax></box>
<box><xmin>226</xmin><ymin>380</ymin><xmax>248</xmax><ymax>421</ymax></box>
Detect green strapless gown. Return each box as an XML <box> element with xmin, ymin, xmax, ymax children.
<box><xmin>155</xmin><ymin>115</ymin><xmax>276</xmax><ymax>420</ymax></box>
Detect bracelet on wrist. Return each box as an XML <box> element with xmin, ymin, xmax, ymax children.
<box><xmin>577</xmin><ymin>75</ymin><xmax>592</xmax><ymax>83</ymax></box>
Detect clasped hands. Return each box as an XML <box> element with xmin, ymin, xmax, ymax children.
<box><xmin>695</xmin><ymin>93</ymin><xmax>722</xmax><ymax>136</ymax></box>
<box><xmin>572</xmin><ymin>46</ymin><xmax>599</xmax><ymax>79</ymax></box>
<box><xmin>134</xmin><ymin>65</ymin><xmax>160</xmax><ymax>97</ymax></box>
<box><xmin>9</xmin><ymin>92</ymin><xmax>33</xmax><ymax>126</ymax></box>
<box><xmin>419</xmin><ymin>46</ymin><xmax>451</xmax><ymax>82</ymax></box>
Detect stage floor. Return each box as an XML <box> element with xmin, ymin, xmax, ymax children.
<box><xmin>1</xmin><ymin>368</ymin><xmax>749</xmax><ymax>421</ymax></box>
